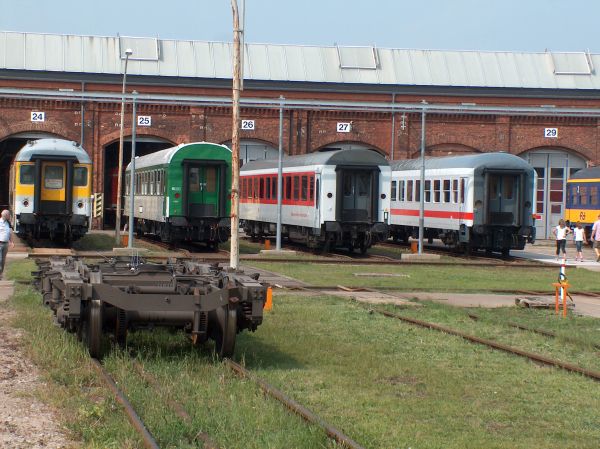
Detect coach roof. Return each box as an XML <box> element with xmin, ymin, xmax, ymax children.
<box><xmin>567</xmin><ymin>166</ymin><xmax>600</xmax><ymax>180</ymax></box>
<box><xmin>241</xmin><ymin>148</ymin><xmax>389</xmax><ymax>172</ymax></box>
<box><xmin>391</xmin><ymin>152</ymin><xmax>533</xmax><ymax>172</ymax></box>
<box><xmin>14</xmin><ymin>138</ymin><xmax>91</xmax><ymax>163</ymax></box>
<box><xmin>126</xmin><ymin>142</ymin><xmax>231</xmax><ymax>170</ymax></box>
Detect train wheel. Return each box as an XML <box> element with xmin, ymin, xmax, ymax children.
<box><xmin>82</xmin><ymin>300</ymin><xmax>104</xmax><ymax>359</ymax></box>
<box><xmin>213</xmin><ymin>305</ymin><xmax>237</xmax><ymax>358</ymax></box>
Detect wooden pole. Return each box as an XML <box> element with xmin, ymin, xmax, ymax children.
<box><xmin>230</xmin><ymin>0</ymin><xmax>241</xmax><ymax>269</ymax></box>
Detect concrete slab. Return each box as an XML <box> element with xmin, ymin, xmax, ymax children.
<box><xmin>259</xmin><ymin>249</ymin><xmax>297</xmax><ymax>256</ymax></box>
<box><xmin>401</xmin><ymin>253</ymin><xmax>440</xmax><ymax>261</ymax></box>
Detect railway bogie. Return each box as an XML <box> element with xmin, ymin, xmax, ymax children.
<box><xmin>389</xmin><ymin>153</ymin><xmax>536</xmax><ymax>256</ymax></box>
<box><xmin>240</xmin><ymin>149</ymin><xmax>391</xmax><ymax>252</ymax></box>
<box><xmin>33</xmin><ymin>257</ymin><xmax>267</xmax><ymax>358</ymax></box>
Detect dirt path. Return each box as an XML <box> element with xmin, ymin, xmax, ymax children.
<box><xmin>0</xmin><ymin>280</ymin><xmax>77</xmax><ymax>449</ymax></box>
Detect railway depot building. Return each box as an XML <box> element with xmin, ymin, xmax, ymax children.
<box><xmin>1</xmin><ymin>31</ymin><xmax>600</xmax><ymax>238</ymax></box>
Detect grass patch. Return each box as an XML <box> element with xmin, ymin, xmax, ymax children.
<box><xmin>236</xmin><ymin>293</ymin><xmax>600</xmax><ymax>449</ymax></box>
<box><xmin>72</xmin><ymin>233</ymin><xmax>121</xmax><ymax>251</ymax></box>
<box><xmin>249</xmin><ymin>261</ymin><xmax>600</xmax><ymax>292</ymax></box>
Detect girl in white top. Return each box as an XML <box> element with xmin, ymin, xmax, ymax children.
<box><xmin>552</xmin><ymin>219</ymin><xmax>570</xmax><ymax>260</ymax></box>
<box><xmin>573</xmin><ymin>221</ymin><xmax>587</xmax><ymax>262</ymax></box>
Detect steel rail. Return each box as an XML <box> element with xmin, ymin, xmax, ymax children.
<box><xmin>90</xmin><ymin>359</ymin><xmax>160</xmax><ymax>449</ymax></box>
<box><xmin>223</xmin><ymin>359</ymin><xmax>366</xmax><ymax>449</ymax></box>
<box><xmin>466</xmin><ymin>313</ymin><xmax>600</xmax><ymax>350</ymax></box>
<box><xmin>376</xmin><ymin>309</ymin><xmax>600</xmax><ymax>382</ymax></box>
<box><xmin>131</xmin><ymin>361</ymin><xmax>220</xmax><ymax>449</ymax></box>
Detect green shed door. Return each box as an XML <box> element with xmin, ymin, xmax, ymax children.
<box><xmin>187</xmin><ymin>165</ymin><xmax>219</xmax><ymax>217</ymax></box>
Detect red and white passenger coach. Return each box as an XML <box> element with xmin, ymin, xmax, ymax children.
<box><xmin>240</xmin><ymin>149</ymin><xmax>391</xmax><ymax>252</ymax></box>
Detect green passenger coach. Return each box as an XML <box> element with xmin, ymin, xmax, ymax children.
<box><xmin>124</xmin><ymin>142</ymin><xmax>232</xmax><ymax>247</ymax></box>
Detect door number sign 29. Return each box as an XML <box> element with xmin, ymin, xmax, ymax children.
<box><xmin>544</xmin><ymin>128</ymin><xmax>558</xmax><ymax>138</ymax></box>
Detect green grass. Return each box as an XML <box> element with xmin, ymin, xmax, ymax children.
<box><xmin>72</xmin><ymin>233</ymin><xmax>122</xmax><ymax>251</ymax></box>
<box><xmin>249</xmin><ymin>261</ymin><xmax>600</xmax><ymax>292</ymax></box>
<box><xmin>8</xmin><ymin>258</ymin><xmax>600</xmax><ymax>448</ymax></box>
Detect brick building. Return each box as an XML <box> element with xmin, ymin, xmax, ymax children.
<box><xmin>1</xmin><ymin>32</ymin><xmax>600</xmax><ymax>237</ymax></box>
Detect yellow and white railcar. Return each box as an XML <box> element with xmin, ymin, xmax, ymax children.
<box><xmin>9</xmin><ymin>139</ymin><xmax>92</xmax><ymax>241</ymax></box>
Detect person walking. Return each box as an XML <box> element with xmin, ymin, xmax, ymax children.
<box><xmin>552</xmin><ymin>219</ymin><xmax>570</xmax><ymax>261</ymax></box>
<box><xmin>592</xmin><ymin>213</ymin><xmax>600</xmax><ymax>263</ymax></box>
<box><xmin>573</xmin><ymin>221</ymin><xmax>587</xmax><ymax>262</ymax></box>
<box><xmin>0</xmin><ymin>210</ymin><xmax>14</xmax><ymax>279</ymax></box>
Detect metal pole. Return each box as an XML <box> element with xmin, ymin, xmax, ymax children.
<box><xmin>128</xmin><ymin>91</ymin><xmax>137</xmax><ymax>249</ymax></box>
<box><xmin>230</xmin><ymin>0</ymin><xmax>242</xmax><ymax>269</ymax></box>
<box><xmin>276</xmin><ymin>95</ymin><xmax>285</xmax><ymax>251</ymax></box>
<box><xmin>390</xmin><ymin>93</ymin><xmax>396</xmax><ymax>160</ymax></box>
<box><xmin>115</xmin><ymin>49</ymin><xmax>132</xmax><ymax>244</ymax></box>
<box><xmin>418</xmin><ymin>104</ymin><xmax>427</xmax><ymax>255</ymax></box>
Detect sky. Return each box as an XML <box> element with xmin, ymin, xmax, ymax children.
<box><xmin>0</xmin><ymin>0</ymin><xmax>598</xmax><ymax>53</ymax></box>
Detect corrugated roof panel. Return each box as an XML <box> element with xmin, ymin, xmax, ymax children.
<box><xmin>264</xmin><ymin>45</ymin><xmax>288</xmax><ymax>81</ymax></box>
<box><xmin>119</xmin><ymin>36</ymin><xmax>159</xmax><ymax>61</ymax></box>
<box><xmin>24</xmin><ymin>34</ymin><xmax>46</xmax><ymax>71</ymax></box>
<box><xmin>283</xmin><ymin>46</ymin><xmax>307</xmax><ymax>82</ymax></box>
<box><xmin>477</xmin><ymin>52</ymin><xmax>504</xmax><ymax>87</ymax></box>
<box><xmin>458</xmin><ymin>52</ymin><xmax>484</xmax><ymax>86</ymax></box>
<box><xmin>158</xmin><ymin>40</ymin><xmax>178</xmax><ymax>76</ymax></box>
<box><xmin>302</xmin><ymin>46</ymin><xmax>325</xmax><ymax>82</ymax></box>
<box><xmin>443</xmin><ymin>51</ymin><xmax>469</xmax><ymax>87</ymax></box>
<box><xmin>63</xmin><ymin>35</ymin><xmax>83</xmax><ymax>72</ymax></box>
<box><xmin>43</xmin><ymin>34</ymin><xmax>64</xmax><ymax>72</ymax></box>
<box><xmin>192</xmin><ymin>42</ymin><xmax>214</xmax><ymax>78</ymax></box>
<box><xmin>375</xmin><ymin>49</ymin><xmax>396</xmax><ymax>84</ymax></box>
<box><xmin>246</xmin><ymin>44</ymin><xmax>270</xmax><ymax>80</ymax></box>
<box><xmin>210</xmin><ymin>42</ymin><xmax>232</xmax><ymax>79</ymax></box>
<box><xmin>387</xmin><ymin>49</ymin><xmax>414</xmax><ymax>85</ymax></box>
<box><xmin>427</xmin><ymin>51</ymin><xmax>452</xmax><ymax>86</ymax></box>
<box><xmin>495</xmin><ymin>52</ymin><xmax>521</xmax><ymax>87</ymax></box>
<box><xmin>511</xmin><ymin>53</ymin><xmax>540</xmax><ymax>88</ymax></box>
<box><xmin>175</xmin><ymin>41</ymin><xmax>196</xmax><ymax>77</ymax></box>
<box><xmin>531</xmin><ymin>53</ymin><xmax>558</xmax><ymax>89</ymax></box>
<box><xmin>321</xmin><ymin>47</ymin><xmax>342</xmax><ymax>83</ymax></box>
<box><xmin>102</xmin><ymin>38</ymin><xmax>120</xmax><ymax>74</ymax></box>
<box><xmin>408</xmin><ymin>50</ymin><xmax>433</xmax><ymax>86</ymax></box>
<box><xmin>82</xmin><ymin>35</ymin><xmax>104</xmax><ymax>73</ymax></box>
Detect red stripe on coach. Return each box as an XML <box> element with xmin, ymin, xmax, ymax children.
<box><xmin>390</xmin><ymin>209</ymin><xmax>474</xmax><ymax>220</ymax></box>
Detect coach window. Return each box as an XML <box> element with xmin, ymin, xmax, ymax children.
<box><xmin>125</xmin><ymin>176</ymin><xmax>130</xmax><ymax>195</ymax></box>
<box><xmin>309</xmin><ymin>175</ymin><xmax>315</xmax><ymax>201</ymax></box>
<box><xmin>443</xmin><ymin>180</ymin><xmax>451</xmax><ymax>203</ymax></box>
<box><xmin>580</xmin><ymin>186</ymin><xmax>588</xmax><ymax>206</ymax></box>
<box><xmin>591</xmin><ymin>186</ymin><xmax>598</xmax><ymax>205</ymax></box>
<box><xmin>259</xmin><ymin>178</ymin><xmax>265</xmax><ymax>199</ymax></box>
<box><xmin>285</xmin><ymin>176</ymin><xmax>292</xmax><ymax>201</ymax></box>
<box><xmin>460</xmin><ymin>178</ymin><xmax>466</xmax><ymax>203</ymax></box>
<box><xmin>252</xmin><ymin>178</ymin><xmax>258</xmax><ymax>200</ymax></box>
<box><xmin>398</xmin><ymin>180</ymin><xmax>405</xmax><ymax>202</ymax></box>
<box><xmin>150</xmin><ymin>172</ymin><xmax>156</xmax><ymax>195</ymax></box>
<box><xmin>424</xmin><ymin>180</ymin><xmax>431</xmax><ymax>203</ymax></box>
<box><xmin>74</xmin><ymin>167</ymin><xmax>88</xmax><ymax>186</ymax></box>
<box><xmin>265</xmin><ymin>177</ymin><xmax>271</xmax><ymax>200</ymax></box>
<box><xmin>391</xmin><ymin>181</ymin><xmax>397</xmax><ymax>201</ymax></box>
<box><xmin>503</xmin><ymin>176</ymin><xmax>514</xmax><ymax>200</ymax></box>
<box><xmin>44</xmin><ymin>165</ymin><xmax>64</xmax><ymax>189</ymax></box>
<box><xmin>452</xmin><ymin>180</ymin><xmax>458</xmax><ymax>203</ymax></box>
<box><xmin>301</xmin><ymin>175</ymin><xmax>308</xmax><ymax>201</ymax></box>
<box><xmin>415</xmin><ymin>180</ymin><xmax>420</xmax><ymax>202</ymax></box>
<box><xmin>271</xmin><ymin>176</ymin><xmax>277</xmax><ymax>199</ymax></box>
<box><xmin>293</xmin><ymin>176</ymin><xmax>300</xmax><ymax>201</ymax></box>
<box><xmin>433</xmin><ymin>180</ymin><xmax>441</xmax><ymax>203</ymax></box>
<box><xmin>407</xmin><ymin>180</ymin><xmax>413</xmax><ymax>202</ymax></box>
<box><xmin>19</xmin><ymin>165</ymin><xmax>34</xmax><ymax>184</ymax></box>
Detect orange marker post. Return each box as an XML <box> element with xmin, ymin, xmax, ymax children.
<box><xmin>264</xmin><ymin>239</ymin><xmax>271</xmax><ymax>250</ymax></box>
<box><xmin>264</xmin><ymin>286</ymin><xmax>273</xmax><ymax>311</ymax></box>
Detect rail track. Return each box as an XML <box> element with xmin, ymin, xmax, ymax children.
<box><xmin>278</xmin><ymin>284</ymin><xmax>600</xmax><ymax>382</ymax></box>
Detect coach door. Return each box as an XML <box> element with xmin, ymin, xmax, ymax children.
<box><xmin>340</xmin><ymin>169</ymin><xmax>375</xmax><ymax>222</ymax></box>
<box><xmin>187</xmin><ymin>165</ymin><xmax>219</xmax><ymax>217</ymax></box>
<box><xmin>40</xmin><ymin>162</ymin><xmax>67</xmax><ymax>214</ymax></box>
<box><xmin>487</xmin><ymin>173</ymin><xmax>519</xmax><ymax>225</ymax></box>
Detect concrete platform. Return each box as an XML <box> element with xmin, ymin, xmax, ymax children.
<box><xmin>514</xmin><ymin>241</ymin><xmax>600</xmax><ymax>272</ymax></box>
<box><xmin>259</xmin><ymin>249</ymin><xmax>297</xmax><ymax>256</ymax></box>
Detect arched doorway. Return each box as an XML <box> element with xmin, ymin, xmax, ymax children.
<box><xmin>103</xmin><ymin>136</ymin><xmax>173</xmax><ymax>229</ymax></box>
<box><xmin>520</xmin><ymin>148</ymin><xmax>587</xmax><ymax>239</ymax></box>
<box><xmin>222</xmin><ymin>139</ymin><xmax>279</xmax><ymax>164</ymax></box>
<box><xmin>0</xmin><ymin>132</ymin><xmax>64</xmax><ymax>210</ymax></box>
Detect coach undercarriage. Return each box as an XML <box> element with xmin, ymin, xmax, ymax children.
<box><xmin>244</xmin><ymin>220</ymin><xmax>388</xmax><ymax>253</ymax></box>
<box><xmin>135</xmin><ymin>217</ymin><xmax>230</xmax><ymax>248</ymax></box>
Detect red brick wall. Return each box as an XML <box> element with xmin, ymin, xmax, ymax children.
<box><xmin>2</xmin><ymin>78</ymin><xmax>600</xmax><ymax>211</ymax></box>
